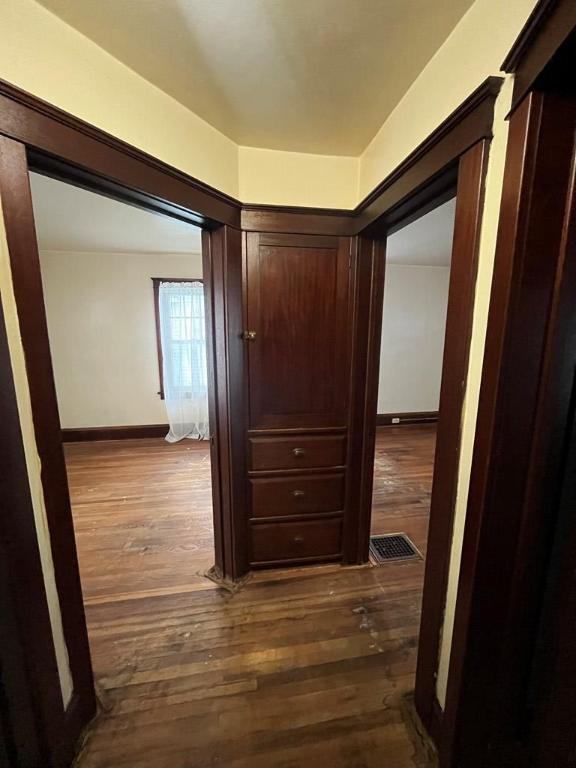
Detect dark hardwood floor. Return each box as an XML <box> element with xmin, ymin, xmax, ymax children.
<box><xmin>371</xmin><ymin>424</ymin><xmax>436</xmax><ymax>555</ymax></box>
<box><xmin>65</xmin><ymin>424</ymin><xmax>436</xmax><ymax>767</ymax></box>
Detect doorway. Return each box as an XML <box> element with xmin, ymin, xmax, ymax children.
<box><xmin>28</xmin><ymin>170</ymin><xmax>217</xmax><ymax>698</ymax></box>
<box><xmin>371</xmin><ymin>197</ymin><xmax>456</xmax><ymax>560</ymax></box>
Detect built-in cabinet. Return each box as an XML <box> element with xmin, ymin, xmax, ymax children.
<box><xmin>244</xmin><ymin>232</ymin><xmax>353</xmax><ymax>568</ymax></box>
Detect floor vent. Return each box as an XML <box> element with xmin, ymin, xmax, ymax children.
<box><xmin>369</xmin><ymin>533</ymin><xmax>422</xmax><ymax>564</ymax></box>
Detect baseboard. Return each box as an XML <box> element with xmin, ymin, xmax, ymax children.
<box><xmin>428</xmin><ymin>696</ymin><xmax>443</xmax><ymax>751</ymax></box>
<box><xmin>401</xmin><ymin>692</ymin><xmax>440</xmax><ymax>766</ymax></box>
<box><xmin>61</xmin><ymin>424</ymin><xmax>169</xmax><ymax>442</ymax></box>
<box><xmin>54</xmin><ymin>690</ymin><xmax>97</xmax><ymax>768</ymax></box>
<box><xmin>376</xmin><ymin>411</ymin><xmax>439</xmax><ymax>426</ymax></box>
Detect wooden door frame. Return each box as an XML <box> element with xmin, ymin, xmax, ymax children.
<box><xmin>442</xmin><ymin>16</ymin><xmax>576</xmax><ymax>766</ymax></box>
<box><xmin>0</xmin><ymin>131</ymin><xmax>248</xmax><ymax>761</ymax></box>
<box><xmin>445</xmin><ymin>88</ymin><xmax>576</xmax><ymax>768</ymax></box>
<box><xmin>0</xmin><ymin>73</ymin><xmax>502</xmax><ymax>765</ymax></box>
<box><xmin>344</xmin><ymin>140</ymin><xmax>489</xmax><ymax>749</ymax></box>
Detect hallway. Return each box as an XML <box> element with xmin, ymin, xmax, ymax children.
<box><xmin>66</xmin><ymin>425</ymin><xmax>435</xmax><ymax>767</ymax></box>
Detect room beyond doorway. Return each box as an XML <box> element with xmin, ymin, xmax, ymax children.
<box><xmin>29</xmin><ymin>170</ymin><xmax>218</xmax><ymax>699</ymax></box>
<box><xmin>370</xmin><ymin>197</ymin><xmax>456</xmax><ymax>559</ymax></box>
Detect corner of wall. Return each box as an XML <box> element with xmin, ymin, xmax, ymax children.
<box><xmin>1</xmin><ymin>0</ymin><xmax>240</xmax><ymax>198</ymax></box>
<box><xmin>238</xmin><ymin>145</ymin><xmax>360</xmax><ymax>209</ymax></box>
<box><xmin>358</xmin><ymin>0</ymin><xmax>539</xmax><ymax>201</ymax></box>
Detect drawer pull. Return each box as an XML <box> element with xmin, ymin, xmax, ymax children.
<box><xmin>292</xmin><ymin>447</ymin><xmax>306</xmax><ymax>457</ymax></box>
<box><xmin>293</xmin><ymin>535</ymin><xmax>304</xmax><ymax>544</ymax></box>
<box><xmin>292</xmin><ymin>489</ymin><xmax>305</xmax><ymax>498</ymax></box>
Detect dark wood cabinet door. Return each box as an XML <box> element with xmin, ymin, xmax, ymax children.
<box><xmin>245</xmin><ymin>233</ymin><xmax>351</xmax><ymax>429</ymax></box>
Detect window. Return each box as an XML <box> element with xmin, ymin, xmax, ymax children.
<box><xmin>152</xmin><ymin>278</ymin><xmax>207</xmax><ymax>400</ymax></box>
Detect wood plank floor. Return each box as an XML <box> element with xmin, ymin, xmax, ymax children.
<box><xmin>65</xmin><ymin>424</ymin><xmax>436</xmax><ymax>768</ymax></box>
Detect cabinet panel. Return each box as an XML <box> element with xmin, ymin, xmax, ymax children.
<box><xmin>250</xmin><ymin>473</ymin><xmax>345</xmax><ymax>519</ymax></box>
<box><xmin>249</xmin><ymin>433</ymin><xmax>346</xmax><ymax>471</ymax></box>
<box><xmin>246</xmin><ymin>233</ymin><xmax>351</xmax><ymax>429</ymax></box>
<box><xmin>250</xmin><ymin>518</ymin><xmax>342</xmax><ymax>564</ymax></box>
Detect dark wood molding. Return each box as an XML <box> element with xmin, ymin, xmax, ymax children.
<box><xmin>429</xmin><ymin>696</ymin><xmax>444</xmax><ymax>749</ymax></box>
<box><xmin>354</xmin><ymin>78</ymin><xmax>501</xmax><ymax>235</ymax></box>
<box><xmin>151</xmin><ymin>277</ymin><xmax>204</xmax><ymax>400</ymax></box>
<box><xmin>62</xmin><ymin>424</ymin><xmax>170</xmax><ymax>442</ymax></box>
<box><xmin>376</xmin><ymin>411</ymin><xmax>439</xmax><ymax>426</ymax></box>
<box><xmin>0</xmin><ymin>137</ymin><xmax>97</xmax><ymax>762</ymax></box>
<box><xmin>501</xmin><ymin>0</ymin><xmax>559</xmax><ymax>72</ymax></box>
<box><xmin>203</xmin><ymin>226</ymin><xmax>249</xmax><ymax>580</ymax></box>
<box><xmin>414</xmin><ymin>139</ymin><xmax>489</xmax><ymax>746</ymax></box>
<box><xmin>0</xmin><ymin>77</ymin><xmax>240</xmax><ymax>229</ymax></box>
<box><xmin>0</xmin><ymin>73</ymin><xmax>502</xmax><ymax>238</ymax></box>
<box><xmin>152</xmin><ymin>278</ymin><xmax>165</xmax><ymax>400</ymax></box>
<box><xmin>0</xmin><ymin>297</ymin><xmax>59</xmax><ymax>767</ymax></box>
<box><xmin>240</xmin><ymin>205</ymin><xmax>354</xmax><ymax>237</ymax></box>
<box><xmin>444</xmin><ymin>89</ymin><xmax>576</xmax><ymax>768</ymax></box>
<box><xmin>343</xmin><ymin>236</ymin><xmax>387</xmax><ymax>565</ymax></box>
<box><xmin>502</xmin><ymin>0</ymin><xmax>576</xmax><ymax>110</ymax></box>
<box><xmin>239</xmin><ymin>78</ymin><xmax>501</xmax><ymax>238</ymax></box>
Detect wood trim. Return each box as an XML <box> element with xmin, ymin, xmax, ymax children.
<box><xmin>414</xmin><ymin>140</ymin><xmax>489</xmax><ymax>741</ymax></box>
<box><xmin>376</xmin><ymin>411</ymin><xmax>439</xmax><ymax>426</ymax></box>
<box><xmin>443</xmin><ymin>90</ymin><xmax>576</xmax><ymax>768</ymax></box>
<box><xmin>249</xmin><ymin>553</ymin><xmax>342</xmax><ymax>569</ymax></box>
<box><xmin>343</xmin><ymin>142</ymin><xmax>488</xmax><ymax>757</ymax></box>
<box><xmin>0</xmin><ymin>74</ymin><xmax>501</xmax><ymax>238</ymax></box>
<box><xmin>152</xmin><ymin>278</ymin><xmax>164</xmax><ymax>400</ymax></box>
<box><xmin>258</xmin><ymin>232</ymin><xmax>340</xmax><ymax>248</ymax></box>
<box><xmin>151</xmin><ymin>277</ymin><xmax>204</xmax><ymax>400</ymax></box>
<box><xmin>203</xmin><ymin>226</ymin><xmax>249</xmax><ymax>580</ymax></box>
<box><xmin>0</xmin><ymin>136</ymin><xmax>97</xmax><ymax>758</ymax></box>
<box><xmin>240</xmin><ymin>78</ymin><xmax>502</xmax><ymax>237</ymax></box>
<box><xmin>355</xmin><ymin>78</ymin><xmax>501</xmax><ymax>234</ymax></box>
<box><xmin>343</xmin><ymin>236</ymin><xmax>387</xmax><ymax>564</ymax></box>
<box><xmin>502</xmin><ymin>0</ymin><xmax>576</xmax><ymax>110</ymax></box>
<box><xmin>241</xmin><ymin>205</ymin><xmax>353</xmax><ymax>237</ymax></box>
<box><xmin>501</xmin><ymin>0</ymin><xmax>559</xmax><ymax>71</ymax></box>
<box><xmin>0</xmin><ymin>297</ymin><xmax>57</xmax><ymax>766</ymax></box>
<box><xmin>61</xmin><ymin>424</ymin><xmax>170</xmax><ymax>442</ymax></box>
<box><xmin>0</xmin><ymin>78</ymin><xmax>240</xmax><ymax>229</ymax></box>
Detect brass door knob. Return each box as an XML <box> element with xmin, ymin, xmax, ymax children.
<box><xmin>292</xmin><ymin>448</ymin><xmax>305</xmax><ymax>457</ymax></box>
<box><xmin>242</xmin><ymin>330</ymin><xmax>257</xmax><ymax>341</ymax></box>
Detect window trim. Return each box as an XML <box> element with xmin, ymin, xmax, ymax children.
<box><xmin>152</xmin><ymin>277</ymin><xmax>204</xmax><ymax>400</ymax></box>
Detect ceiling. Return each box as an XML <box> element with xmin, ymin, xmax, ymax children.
<box><xmin>386</xmin><ymin>197</ymin><xmax>456</xmax><ymax>267</ymax></box>
<box><xmin>29</xmin><ymin>173</ymin><xmax>202</xmax><ymax>253</ymax></box>
<box><xmin>35</xmin><ymin>0</ymin><xmax>475</xmax><ymax>155</ymax></box>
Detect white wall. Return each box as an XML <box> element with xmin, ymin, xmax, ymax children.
<box><xmin>40</xmin><ymin>250</ymin><xmax>202</xmax><ymax>428</ymax></box>
<box><xmin>378</xmin><ymin>264</ymin><xmax>450</xmax><ymax>415</ymax></box>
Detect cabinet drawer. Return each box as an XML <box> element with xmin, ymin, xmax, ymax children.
<box><xmin>251</xmin><ymin>518</ymin><xmax>342</xmax><ymax>563</ymax></box>
<box><xmin>250</xmin><ymin>473</ymin><xmax>345</xmax><ymax>518</ymax></box>
<box><xmin>249</xmin><ymin>434</ymin><xmax>346</xmax><ymax>471</ymax></box>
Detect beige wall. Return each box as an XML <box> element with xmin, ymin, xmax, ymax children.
<box><xmin>238</xmin><ymin>146</ymin><xmax>358</xmax><ymax>209</ymax></box>
<box><xmin>378</xmin><ymin>265</ymin><xmax>450</xmax><ymax>415</ymax></box>
<box><xmin>1</xmin><ymin>0</ymin><xmax>240</xmax><ymax>197</ymax></box>
<box><xmin>40</xmin><ymin>250</ymin><xmax>202</xmax><ymax>429</ymax></box>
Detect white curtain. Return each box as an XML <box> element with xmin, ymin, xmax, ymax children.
<box><xmin>158</xmin><ymin>280</ymin><xmax>209</xmax><ymax>442</ymax></box>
